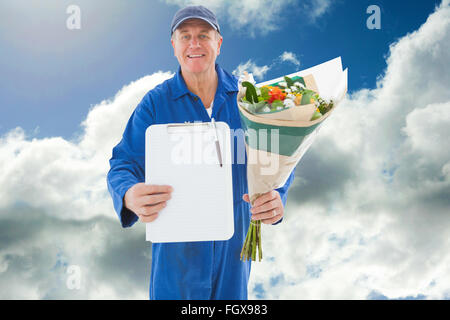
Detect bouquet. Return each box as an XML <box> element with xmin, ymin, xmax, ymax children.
<box><xmin>237</xmin><ymin>57</ymin><xmax>348</xmax><ymax>262</ymax></box>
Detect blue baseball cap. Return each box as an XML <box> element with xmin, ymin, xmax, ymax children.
<box><xmin>170</xmin><ymin>5</ymin><xmax>220</xmax><ymax>35</ymax></box>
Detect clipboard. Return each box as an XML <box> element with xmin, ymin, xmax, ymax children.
<box><xmin>145</xmin><ymin>121</ymin><xmax>234</xmax><ymax>243</ymax></box>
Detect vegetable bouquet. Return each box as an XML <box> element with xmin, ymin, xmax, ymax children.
<box><xmin>238</xmin><ymin>57</ymin><xmax>348</xmax><ymax>262</ymax></box>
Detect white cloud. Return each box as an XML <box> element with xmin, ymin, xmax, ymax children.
<box><xmin>279</xmin><ymin>51</ymin><xmax>300</xmax><ymax>66</ymax></box>
<box><xmin>232</xmin><ymin>59</ymin><xmax>270</xmax><ymax>80</ymax></box>
<box><xmin>232</xmin><ymin>52</ymin><xmax>301</xmax><ymax>81</ymax></box>
<box><xmin>249</xmin><ymin>1</ymin><xmax>450</xmax><ymax>300</ymax></box>
<box><xmin>0</xmin><ymin>208</ymin><xmax>150</xmax><ymax>299</ymax></box>
<box><xmin>0</xmin><ymin>71</ymin><xmax>174</xmax><ymax>221</ymax></box>
<box><xmin>0</xmin><ymin>71</ymin><xmax>173</xmax><ymax>299</ymax></box>
<box><xmin>402</xmin><ymin>102</ymin><xmax>450</xmax><ymax>162</ymax></box>
<box><xmin>307</xmin><ymin>0</ymin><xmax>333</xmax><ymax>20</ymax></box>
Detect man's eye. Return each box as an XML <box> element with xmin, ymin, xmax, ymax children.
<box><xmin>199</xmin><ymin>34</ymin><xmax>208</xmax><ymax>39</ymax></box>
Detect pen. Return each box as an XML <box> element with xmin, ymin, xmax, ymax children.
<box><xmin>211</xmin><ymin>118</ymin><xmax>223</xmax><ymax>167</ymax></box>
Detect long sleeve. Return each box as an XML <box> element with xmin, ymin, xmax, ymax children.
<box><xmin>273</xmin><ymin>166</ymin><xmax>297</xmax><ymax>225</ymax></box>
<box><xmin>107</xmin><ymin>94</ymin><xmax>155</xmax><ymax>228</ymax></box>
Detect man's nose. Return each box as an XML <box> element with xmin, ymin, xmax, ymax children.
<box><xmin>188</xmin><ymin>37</ymin><xmax>201</xmax><ymax>48</ymax></box>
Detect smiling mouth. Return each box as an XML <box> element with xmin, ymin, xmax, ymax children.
<box><xmin>187</xmin><ymin>54</ymin><xmax>205</xmax><ymax>59</ymax></box>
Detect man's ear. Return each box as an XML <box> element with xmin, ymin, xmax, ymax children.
<box><xmin>171</xmin><ymin>38</ymin><xmax>176</xmax><ymax>56</ymax></box>
<box><xmin>216</xmin><ymin>36</ymin><xmax>223</xmax><ymax>56</ymax></box>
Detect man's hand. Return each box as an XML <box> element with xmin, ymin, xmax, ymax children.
<box><xmin>124</xmin><ymin>183</ymin><xmax>173</xmax><ymax>223</ymax></box>
<box><xmin>242</xmin><ymin>190</ymin><xmax>284</xmax><ymax>224</ymax></box>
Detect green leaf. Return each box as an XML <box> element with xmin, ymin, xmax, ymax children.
<box><xmin>291</xmin><ymin>76</ymin><xmax>306</xmax><ymax>87</ymax></box>
<box><xmin>284</xmin><ymin>76</ymin><xmax>294</xmax><ymax>88</ymax></box>
<box><xmin>247</xmin><ymin>103</ymin><xmax>256</xmax><ymax>114</ymax></box>
<box><xmin>254</xmin><ymin>101</ymin><xmax>268</xmax><ymax>113</ymax></box>
<box><xmin>242</xmin><ymin>81</ymin><xmax>258</xmax><ymax>104</ymax></box>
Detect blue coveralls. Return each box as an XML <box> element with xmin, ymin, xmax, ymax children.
<box><xmin>107</xmin><ymin>63</ymin><xmax>296</xmax><ymax>300</ymax></box>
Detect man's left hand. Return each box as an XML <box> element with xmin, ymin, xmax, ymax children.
<box><xmin>242</xmin><ymin>190</ymin><xmax>284</xmax><ymax>224</ymax></box>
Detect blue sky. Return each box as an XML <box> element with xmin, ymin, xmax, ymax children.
<box><xmin>0</xmin><ymin>0</ymin><xmax>441</xmax><ymax>140</ymax></box>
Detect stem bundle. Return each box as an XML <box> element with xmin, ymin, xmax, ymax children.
<box><xmin>240</xmin><ymin>193</ymin><xmax>263</xmax><ymax>262</ymax></box>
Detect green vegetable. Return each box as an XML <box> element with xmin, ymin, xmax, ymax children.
<box><xmin>301</xmin><ymin>91</ymin><xmax>314</xmax><ymax>105</ymax></box>
<box><xmin>271</xmin><ymin>100</ymin><xmax>284</xmax><ymax>110</ymax></box>
<box><xmin>310</xmin><ymin>110</ymin><xmax>322</xmax><ymax>120</ymax></box>
<box><xmin>260</xmin><ymin>86</ymin><xmax>270</xmax><ymax>100</ymax></box>
<box><xmin>242</xmin><ymin>81</ymin><xmax>258</xmax><ymax>104</ymax></box>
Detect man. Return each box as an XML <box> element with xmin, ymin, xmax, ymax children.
<box><xmin>107</xmin><ymin>5</ymin><xmax>296</xmax><ymax>300</ymax></box>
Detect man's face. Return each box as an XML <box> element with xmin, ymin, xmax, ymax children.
<box><xmin>171</xmin><ymin>19</ymin><xmax>222</xmax><ymax>75</ymax></box>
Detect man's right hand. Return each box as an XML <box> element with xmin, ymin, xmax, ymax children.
<box><xmin>124</xmin><ymin>183</ymin><xmax>173</xmax><ymax>223</ymax></box>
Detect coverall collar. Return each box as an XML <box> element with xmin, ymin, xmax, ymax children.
<box><xmin>171</xmin><ymin>63</ymin><xmax>238</xmax><ymax>100</ymax></box>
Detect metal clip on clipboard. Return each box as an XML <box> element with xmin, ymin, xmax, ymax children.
<box><xmin>166</xmin><ymin>121</ymin><xmax>209</xmax><ymax>132</ymax></box>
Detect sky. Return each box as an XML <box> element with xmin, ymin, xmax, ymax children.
<box><xmin>0</xmin><ymin>0</ymin><xmax>442</xmax><ymax>139</ymax></box>
<box><xmin>0</xmin><ymin>0</ymin><xmax>449</xmax><ymax>299</ymax></box>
